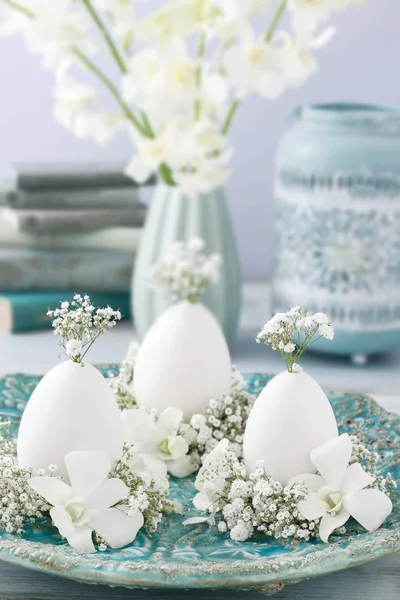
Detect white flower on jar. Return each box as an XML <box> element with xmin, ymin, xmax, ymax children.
<box><xmin>289</xmin><ymin>434</ymin><xmax>392</xmax><ymax>542</ymax></box>
<box><xmin>29</xmin><ymin>451</ymin><xmax>144</xmax><ymax>553</ymax></box>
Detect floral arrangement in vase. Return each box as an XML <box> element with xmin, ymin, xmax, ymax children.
<box><xmin>0</xmin><ymin>0</ymin><xmax>362</xmax><ymax>192</ymax></box>
<box><xmin>0</xmin><ymin>0</ymin><xmax>364</xmax><ymax>343</ymax></box>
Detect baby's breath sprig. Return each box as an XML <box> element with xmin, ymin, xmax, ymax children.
<box><xmin>150</xmin><ymin>238</ymin><xmax>222</xmax><ymax>303</ymax></box>
<box><xmin>186</xmin><ymin>436</ymin><xmax>396</xmax><ymax>543</ymax></box>
<box><xmin>47</xmin><ymin>293</ymin><xmax>122</xmax><ymax>364</ymax></box>
<box><xmin>180</xmin><ymin>368</ymin><xmax>255</xmax><ymax>469</ymax></box>
<box><xmin>0</xmin><ymin>421</ymin><xmax>53</xmax><ymax>535</ymax></box>
<box><xmin>109</xmin><ymin>444</ymin><xmax>176</xmax><ymax>535</ymax></box>
<box><xmin>257</xmin><ymin>307</ymin><xmax>334</xmax><ymax>373</ymax></box>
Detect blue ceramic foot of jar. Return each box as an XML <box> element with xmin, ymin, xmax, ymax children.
<box><xmin>351</xmin><ymin>354</ymin><xmax>368</xmax><ymax>366</ymax></box>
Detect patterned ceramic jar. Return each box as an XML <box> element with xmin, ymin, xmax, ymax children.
<box><xmin>272</xmin><ymin>103</ymin><xmax>400</xmax><ymax>358</ymax></box>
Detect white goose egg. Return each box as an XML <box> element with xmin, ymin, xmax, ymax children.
<box><xmin>134</xmin><ymin>301</ymin><xmax>231</xmax><ymax>420</ymax></box>
<box><xmin>243</xmin><ymin>370</ymin><xmax>338</xmax><ymax>483</ymax></box>
<box><xmin>17</xmin><ymin>361</ymin><xmax>123</xmax><ymax>479</ymax></box>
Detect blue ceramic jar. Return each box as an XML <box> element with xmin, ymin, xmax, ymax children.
<box><xmin>272</xmin><ymin>103</ymin><xmax>400</xmax><ymax>357</ymax></box>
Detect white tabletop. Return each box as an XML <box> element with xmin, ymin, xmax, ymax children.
<box><xmin>1</xmin><ymin>283</ymin><xmax>400</xmax><ymax>414</ymax></box>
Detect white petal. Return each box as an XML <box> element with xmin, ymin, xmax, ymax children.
<box><xmin>183</xmin><ymin>517</ymin><xmax>210</xmax><ymax>526</ymax></box>
<box><xmin>140</xmin><ymin>453</ymin><xmax>168</xmax><ymax>479</ymax></box>
<box><xmin>341</xmin><ymin>463</ymin><xmax>375</xmax><ymax>495</ymax></box>
<box><xmin>67</xmin><ymin>525</ymin><xmax>96</xmax><ymax>553</ymax></box>
<box><xmin>193</xmin><ymin>491</ymin><xmax>212</xmax><ymax>512</ymax></box>
<box><xmin>65</xmin><ymin>451</ymin><xmax>111</xmax><ymax>499</ymax></box>
<box><xmin>319</xmin><ymin>509</ymin><xmax>350</xmax><ymax>543</ymax></box>
<box><xmin>50</xmin><ymin>505</ymin><xmax>75</xmax><ymax>538</ymax></box>
<box><xmin>298</xmin><ymin>495</ymin><xmax>327</xmax><ymax>521</ymax></box>
<box><xmin>310</xmin><ymin>434</ymin><xmax>351</xmax><ymax>488</ymax></box>
<box><xmin>85</xmin><ymin>478</ymin><xmax>129</xmax><ymax>510</ymax></box>
<box><xmin>29</xmin><ymin>477</ymin><xmax>72</xmax><ymax>506</ymax></box>
<box><xmin>343</xmin><ymin>489</ymin><xmax>393</xmax><ymax>532</ymax></box>
<box><xmin>124</xmin><ymin>154</ymin><xmax>152</xmax><ymax>184</ymax></box>
<box><xmin>309</xmin><ymin>27</ymin><xmax>336</xmax><ymax>49</ymax></box>
<box><xmin>287</xmin><ymin>473</ymin><xmax>325</xmax><ymax>493</ymax></box>
<box><xmin>167</xmin><ymin>435</ymin><xmax>189</xmax><ymax>461</ymax></box>
<box><xmin>121</xmin><ymin>409</ymin><xmax>157</xmax><ymax>449</ymax></box>
<box><xmin>167</xmin><ymin>456</ymin><xmax>195</xmax><ymax>478</ymax></box>
<box><xmin>88</xmin><ymin>508</ymin><xmax>144</xmax><ymax>549</ymax></box>
<box><xmin>157</xmin><ymin>407</ymin><xmax>184</xmax><ymax>434</ymax></box>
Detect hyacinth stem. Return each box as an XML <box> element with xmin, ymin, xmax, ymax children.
<box><xmin>220</xmin><ymin>0</ymin><xmax>288</xmax><ymax>135</ymax></box>
<box><xmin>4</xmin><ymin>0</ymin><xmax>34</xmax><ymax>19</ymax></box>
<box><xmin>81</xmin><ymin>0</ymin><xmax>127</xmax><ymax>74</ymax></box>
<box><xmin>79</xmin><ymin>0</ymin><xmax>175</xmax><ymax>185</ymax></box>
<box><xmin>194</xmin><ymin>31</ymin><xmax>207</xmax><ymax>120</ymax></box>
<box><xmin>265</xmin><ymin>0</ymin><xmax>288</xmax><ymax>43</ymax></box>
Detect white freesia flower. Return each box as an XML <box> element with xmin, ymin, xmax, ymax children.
<box><xmin>53</xmin><ymin>71</ymin><xmax>96</xmax><ymax>129</ymax></box>
<box><xmin>28</xmin><ymin>451</ymin><xmax>144</xmax><ymax>553</ymax></box>
<box><xmin>22</xmin><ymin>1</ymin><xmax>95</xmax><ymax>70</ymax></box>
<box><xmin>223</xmin><ymin>30</ymin><xmax>285</xmax><ymax>99</ymax></box>
<box><xmin>1</xmin><ymin>0</ymin><xmax>362</xmax><ymax>193</ymax></box>
<box><xmin>289</xmin><ymin>434</ymin><xmax>393</xmax><ymax>542</ymax></box>
<box><xmin>122</xmin><ymin>407</ymin><xmax>195</xmax><ymax>479</ymax></box>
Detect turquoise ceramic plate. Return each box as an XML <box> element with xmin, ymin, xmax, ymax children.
<box><xmin>0</xmin><ymin>368</ymin><xmax>398</xmax><ymax>596</ymax></box>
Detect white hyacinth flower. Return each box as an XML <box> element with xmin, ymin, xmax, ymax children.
<box><xmin>29</xmin><ymin>451</ymin><xmax>144</xmax><ymax>553</ymax></box>
<box><xmin>289</xmin><ymin>434</ymin><xmax>392</xmax><ymax>543</ymax></box>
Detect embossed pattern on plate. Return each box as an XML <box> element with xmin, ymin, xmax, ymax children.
<box><xmin>0</xmin><ymin>367</ymin><xmax>398</xmax><ymax>595</ymax></box>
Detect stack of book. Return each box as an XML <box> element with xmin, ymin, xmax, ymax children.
<box><xmin>0</xmin><ymin>163</ymin><xmax>153</xmax><ymax>332</ymax></box>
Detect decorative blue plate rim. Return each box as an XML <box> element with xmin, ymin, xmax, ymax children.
<box><xmin>0</xmin><ymin>368</ymin><xmax>398</xmax><ymax>594</ymax></box>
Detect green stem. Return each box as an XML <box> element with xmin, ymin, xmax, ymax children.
<box><xmin>4</xmin><ymin>0</ymin><xmax>35</xmax><ymax>19</ymax></box>
<box><xmin>221</xmin><ymin>99</ymin><xmax>239</xmax><ymax>135</ymax></box>
<box><xmin>159</xmin><ymin>163</ymin><xmax>175</xmax><ymax>186</ymax></box>
<box><xmin>220</xmin><ymin>0</ymin><xmax>287</xmax><ymax>136</ymax></box>
<box><xmin>81</xmin><ymin>0</ymin><xmax>127</xmax><ymax>74</ymax></box>
<box><xmin>194</xmin><ymin>31</ymin><xmax>207</xmax><ymax>120</ymax></box>
<box><xmin>265</xmin><ymin>0</ymin><xmax>287</xmax><ymax>42</ymax></box>
<box><xmin>73</xmin><ymin>49</ymin><xmax>147</xmax><ymax>136</ymax></box>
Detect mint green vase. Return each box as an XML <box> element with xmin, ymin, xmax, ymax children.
<box><xmin>132</xmin><ymin>185</ymin><xmax>242</xmax><ymax>345</ymax></box>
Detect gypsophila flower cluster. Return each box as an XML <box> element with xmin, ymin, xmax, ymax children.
<box><xmin>109</xmin><ymin>342</ymin><xmax>139</xmax><ymax>411</ymax></box>
<box><xmin>179</xmin><ymin>367</ymin><xmax>255</xmax><ymax>469</ymax></box>
<box><xmin>349</xmin><ymin>435</ymin><xmax>397</xmax><ymax>494</ymax></box>
<box><xmin>110</xmin><ymin>444</ymin><xmax>175</xmax><ymax>534</ymax></box>
<box><xmin>0</xmin><ymin>421</ymin><xmax>52</xmax><ymax>535</ymax></box>
<box><xmin>151</xmin><ymin>238</ymin><xmax>221</xmax><ymax>303</ymax></box>
<box><xmin>257</xmin><ymin>307</ymin><xmax>334</xmax><ymax>372</ymax></box>
<box><xmin>187</xmin><ymin>435</ymin><xmax>396</xmax><ymax>544</ymax></box>
<box><xmin>47</xmin><ymin>294</ymin><xmax>122</xmax><ymax>363</ymax></box>
<box><xmin>0</xmin><ymin>422</ymin><xmax>175</xmax><ymax>543</ymax></box>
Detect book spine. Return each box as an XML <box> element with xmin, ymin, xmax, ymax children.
<box><xmin>4</xmin><ymin>291</ymin><xmax>131</xmax><ymax>333</ymax></box>
<box><xmin>16</xmin><ymin>171</ymin><xmax>157</xmax><ymax>192</ymax></box>
<box><xmin>6</xmin><ymin>188</ymin><xmax>142</xmax><ymax>210</ymax></box>
<box><xmin>0</xmin><ymin>249</ymin><xmax>135</xmax><ymax>292</ymax></box>
<box><xmin>5</xmin><ymin>207</ymin><xmax>147</xmax><ymax>233</ymax></box>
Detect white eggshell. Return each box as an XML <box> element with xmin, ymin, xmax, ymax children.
<box><xmin>243</xmin><ymin>370</ymin><xmax>338</xmax><ymax>483</ymax></box>
<box><xmin>134</xmin><ymin>301</ymin><xmax>231</xmax><ymax>419</ymax></box>
<box><xmin>17</xmin><ymin>361</ymin><xmax>123</xmax><ymax>479</ymax></box>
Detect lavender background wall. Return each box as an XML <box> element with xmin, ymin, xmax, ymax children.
<box><xmin>0</xmin><ymin>1</ymin><xmax>397</xmax><ymax>279</ymax></box>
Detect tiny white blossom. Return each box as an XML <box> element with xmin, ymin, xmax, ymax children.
<box><xmin>65</xmin><ymin>339</ymin><xmax>82</xmax><ymax>359</ymax></box>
